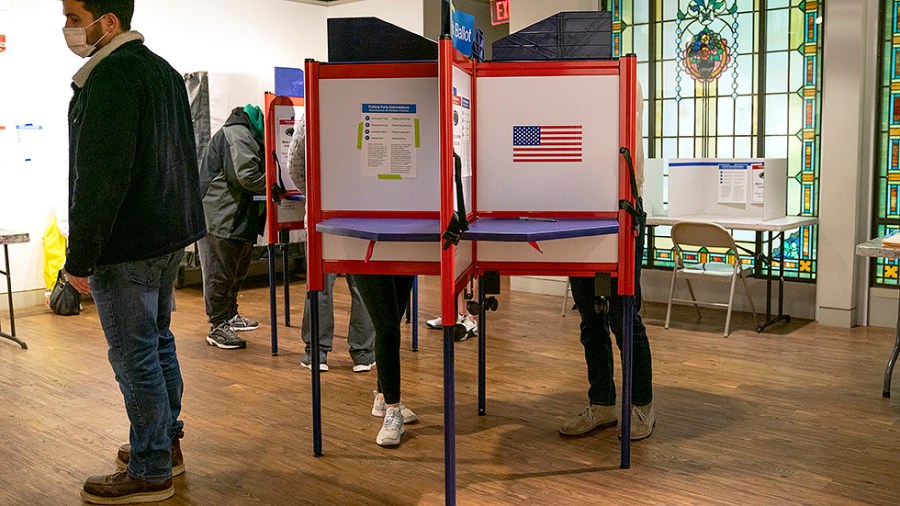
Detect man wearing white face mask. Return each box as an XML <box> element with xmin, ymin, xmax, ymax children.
<box><xmin>62</xmin><ymin>0</ymin><xmax>206</xmax><ymax>504</ymax></box>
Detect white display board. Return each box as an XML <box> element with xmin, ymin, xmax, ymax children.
<box><xmin>452</xmin><ymin>65</ymin><xmax>474</xmax><ymax>217</ymax></box>
<box><xmin>318</xmin><ymin>77</ymin><xmax>440</xmax><ymax>211</ymax></box>
<box><xmin>642</xmin><ymin>158</ymin><xmax>666</xmax><ymax>217</ymax></box>
<box><xmin>667</xmin><ymin>158</ymin><xmax>787</xmax><ymax>220</ymax></box>
<box><xmin>207</xmin><ymin>72</ymin><xmax>268</xmax><ymax>133</ymax></box>
<box><xmin>475</xmin><ymin>74</ymin><xmax>620</xmax><ymax>212</ymax></box>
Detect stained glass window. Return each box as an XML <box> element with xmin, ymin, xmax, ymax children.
<box><xmin>873</xmin><ymin>0</ymin><xmax>900</xmax><ymax>286</ymax></box>
<box><xmin>610</xmin><ymin>0</ymin><xmax>822</xmax><ymax>280</ymax></box>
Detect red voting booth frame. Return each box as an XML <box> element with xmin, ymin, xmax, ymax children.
<box><xmin>263</xmin><ymin>92</ymin><xmax>305</xmax><ymax>355</ymax></box>
<box><xmin>304</xmin><ymin>40</ymin><xmax>639</xmax><ymax>506</ymax></box>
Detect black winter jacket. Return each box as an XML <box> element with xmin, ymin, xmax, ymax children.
<box><xmin>199</xmin><ymin>107</ymin><xmax>267</xmax><ymax>242</ymax></box>
<box><xmin>65</xmin><ymin>36</ymin><xmax>206</xmax><ymax>277</ymax></box>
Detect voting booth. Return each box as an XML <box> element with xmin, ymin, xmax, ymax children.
<box><xmin>666</xmin><ymin>158</ymin><xmax>788</xmax><ymax>221</ymax></box>
<box><xmin>304</xmin><ymin>12</ymin><xmax>640</xmax><ymax>504</ymax></box>
<box><xmin>645</xmin><ymin>157</ymin><xmax>816</xmax><ymax>333</ymax></box>
<box><xmin>263</xmin><ymin>91</ymin><xmax>306</xmax><ymax>354</ymax></box>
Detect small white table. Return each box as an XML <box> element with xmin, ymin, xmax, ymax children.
<box><xmin>646</xmin><ymin>214</ymin><xmax>819</xmax><ymax>332</ymax></box>
<box><xmin>856</xmin><ymin>236</ymin><xmax>900</xmax><ymax>397</ymax></box>
<box><xmin>0</xmin><ymin>229</ymin><xmax>29</xmax><ymax>349</ymax></box>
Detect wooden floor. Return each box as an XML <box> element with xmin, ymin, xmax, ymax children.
<box><xmin>2</xmin><ymin>274</ymin><xmax>900</xmax><ymax>505</ymax></box>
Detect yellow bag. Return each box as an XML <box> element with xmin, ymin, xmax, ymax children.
<box><xmin>42</xmin><ymin>217</ymin><xmax>67</xmax><ymax>290</ymax></box>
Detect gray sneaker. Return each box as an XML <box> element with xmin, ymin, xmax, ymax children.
<box><xmin>376</xmin><ymin>406</ymin><xmax>405</xmax><ymax>446</ymax></box>
<box><xmin>559</xmin><ymin>404</ymin><xmax>617</xmax><ymax>436</ymax></box>
<box><xmin>206</xmin><ymin>323</ymin><xmax>247</xmax><ymax>349</ymax></box>
<box><xmin>227</xmin><ymin>314</ymin><xmax>259</xmax><ymax>331</ymax></box>
<box><xmin>620</xmin><ymin>402</ymin><xmax>656</xmax><ymax>441</ymax></box>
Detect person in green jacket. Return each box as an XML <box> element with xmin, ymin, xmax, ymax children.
<box><xmin>198</xmin><ymin>105</ymin><xmax>267</xmax><ymax>350</ymax></box>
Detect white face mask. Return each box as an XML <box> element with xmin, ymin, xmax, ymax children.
<box><xmin>63</xmin><ymin>15</ymin><xmax>110</xmax><ymax>58</ymax></box>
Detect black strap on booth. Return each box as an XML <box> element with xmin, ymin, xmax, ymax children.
<box><xmin>618</xmin><ymin>146</ymin><xmax>643</xmax><ymax>231</ymax></box>
<box><xmin>442</xmin><ymin>151</ymin><xmax>469</xmax><ymax>250</ymax></box>
<box><xmin>270</xmin><ymin>149</ymin><xmax>287</xmax><ymax>202</ymax></box>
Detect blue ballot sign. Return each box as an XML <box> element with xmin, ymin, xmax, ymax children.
<box><xmin>274</xmin><ymin>67</ymin><xmax>304</xmax><ymax>98</ymax></box>
<box><xmin>451</xmin><ymin>3</ymin><xmax>475</xmax><ymax>56</ymax></box>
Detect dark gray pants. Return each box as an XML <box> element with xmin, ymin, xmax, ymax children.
<box><xmin>301</xmin><ymin>272</ymin><xmax>376</xmax><ymax>366</ymax></box>
<box><xmin>198</xmin><ymin>234</ymin><xmax>253</xmax><ymax>326</ymax></box>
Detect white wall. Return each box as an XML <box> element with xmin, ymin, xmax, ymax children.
<box><xmin>509</xmin><ymin>0</ymin><xmax>599</xmax><ymax>32</ymax></box>
<box><xmin>0</xmin><ymin>0</ymin><xmax>423</xmax><ymax>306</ymax></box>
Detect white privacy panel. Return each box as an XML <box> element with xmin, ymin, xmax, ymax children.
<box><xmin>318</xmin><ymin>77</ymin><xmax>440</xmax><ymax>211</ymax></box>
<box><xmin>476</xmin><ymin>234</ymin><xmax>618</xmax><ymax>263</ymax></box>
<box><xmin>476</xmin><ymin>74</ymin><xmax>620</xmax><ymax>212</ymax></box>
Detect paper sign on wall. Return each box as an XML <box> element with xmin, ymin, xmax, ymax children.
<box><xmin>0</xmin><ymin>34</ymin><xmax>6</xmax><ymax>53</ymax></box>
<box><xmin>359</xmin><ymin>103</ymin><xmax>419</xmax><ymax>179</ymax></box>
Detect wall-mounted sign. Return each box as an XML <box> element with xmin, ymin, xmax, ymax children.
<box><xmin>0</xmin><ymin>35</ymin><xmax>6</xmax><ymax>53</ymax></box>
<box><xmin>490</xmin><ymin>0</ymin><xmax>509</xmax><ymax>26</ymax></box>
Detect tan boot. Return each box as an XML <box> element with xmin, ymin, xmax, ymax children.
<box><xmin>559</xmin><ymin>404</ymin><xmax>617</xmax><ymax>436</ymax></box>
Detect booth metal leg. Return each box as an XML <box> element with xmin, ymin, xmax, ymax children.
<box><xmin>0</xmin><ymin>245</ymin><xmax>26</xmax><ymax>349</ymax></box>
<box><xmin>267</xmin><ymin>245</ymin><xmax>278</xmax><ymax>356</ymax></box>
<box><xmin>411</xmin><ymin>276</ymin><xmax>419</xmax><ymax>351</ymax></box>
<box><xmin>884</xmin><ymin>293</ymin><xmax>900</xmax><ymax>398</ymax></box>
<box><xmin>281</xmin><ymin>233</ymin><xmax>291</xmax><ymax>327</ymax></box>
<box><xmin>310</xmin><ymin>290</ymin><xmax>323</xmax><ymax>456</ymax></box>
<box><xmin>620</xmin><ymin>295</ymin><xmax>634</xmax><ymax>469</ymax></box>
<box><xmin>443</xmin><ymin>325</ymin><xmax>457</xmax><ymax>505</ymax></box>
<box><xmin>477</xmin><ymin>282</ymin><xmax>486</xmax><ymax>416</ymax></box>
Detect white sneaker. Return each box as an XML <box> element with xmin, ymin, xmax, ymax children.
<box><xmin>376</xmin><ymin>406</ymin><xmax>405</xmax><ymax>446</ymax></box>
<box><xmin>426</xmin><ymin>315</ymin><xmax>449</xmax><ymax>329</ymax></box>
<box><xmin>352</xmin><ymin>361</ymin><xmax>375</xmax><ymax>373</ymax></box>
<box><xmin>457</xmin><ymin>316</ymin><xmax>478</xmax><ymax>341</ymax></box>
<box><xmin>371</xmin><ymin>391</ymin><xmax>418</xmax><ymax>423</ymax></box>
<box><xmin>300</xmin><ymin>353</ymin><xmax>329</xmax><ymax>372</ymax></box>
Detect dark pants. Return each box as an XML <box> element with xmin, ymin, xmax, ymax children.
<box><xmin>198</xmin><ymin>234</ymin><xmax>253</xmax><ymax>326</ymax></box>
<box><xmin>569</xmin><ymin>214</ymin><xmax>653</xmax><ymax>407</ymax></box>
<box><xmin>352</xmin><ymin>274</ymin><xmax>414</xmax><ymax>405</ymax></box>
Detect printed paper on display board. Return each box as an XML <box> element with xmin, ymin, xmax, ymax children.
<box><xmin>358</xmin><ymin>103</ymin><xmax>419</xmax><ymax>179</ymax></box>
<box><xmin>274</xmin><ymin>104</ymin><xmax>302</xmax><ymax>192</ymax></box>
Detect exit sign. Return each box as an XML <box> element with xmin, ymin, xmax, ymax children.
<box><xmin>490</xmin><ymin>0</ymin><xmax>509</xmax><ymax>26</ymax></box>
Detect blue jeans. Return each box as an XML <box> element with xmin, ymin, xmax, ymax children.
<box><xmin>569</xmin><ymin>214</ymin><xmax>653</xmax><ymax>407</ymax></box>
<box><xmin>91</xmin><ymin>250</ymin><xmax>185</xmax><ymax>482</ymax></box>
<box><xmin>301</xmin><ymin>273</ymin><xmax>376</xmax><ymax>365</ymax></box>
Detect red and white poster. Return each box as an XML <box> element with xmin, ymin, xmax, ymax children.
<box><xmin>0</xmin><ymin>35</ymin><xmax>6</xmax><ymax>53</ymax></box>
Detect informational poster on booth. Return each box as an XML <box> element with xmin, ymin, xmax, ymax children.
<box><xmin>359</xmin><ymin>103</ymin><xmax>419</xmax><ymax>179</ymax></box>
<box><xmin>717</xmin><ymin>162</ymin><xmax>748</xmax><ymax>204</ymax></box>
<box><xmin>452</xmin><ymin>88</ymin><xmax>472</xmax><ymax>177</ymax></box>
<box><xmin>274</xmin><ymin>104</ymin><xmax>303</xmax><ymax>192</ymax></box>
<box><xmin>751</xmin><ymin>163</ymin><xmax>765</xmax><ymax>204</ymax></box>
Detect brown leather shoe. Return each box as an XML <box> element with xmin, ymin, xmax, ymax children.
<box><xmin>115</xmin><ymin>437</ymin><xmax>184</xmax><ymax>476</ymax></box>
<box><xmin>80</xmin><ymin>471</ymin><xmax>173</xmax><ymax>504</ymax></box>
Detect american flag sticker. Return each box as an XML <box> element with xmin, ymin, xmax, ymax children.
<box><xmin>512</xmin><ymin>125</ymin><xmax>583</xmax><ymax>163</ymax></box>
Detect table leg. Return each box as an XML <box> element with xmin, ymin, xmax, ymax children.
<box><xmin>0</xmin><ymin>244</ymin><xmax>26</xmax><ymax>349</ymax></box>
<box><xmin>443</xmin><ymin>324</ymin><xmax>457</xmax><ymax>505</ymax></box>
<box><xmin>884</xmin><ymin>293</ymin><xmax>900</xmax><ymax>398</ymax></box>
<box><xmin>757</xmin><ymin>230</ymin><xmax>791</xmax><ymax>332</ymax></box>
